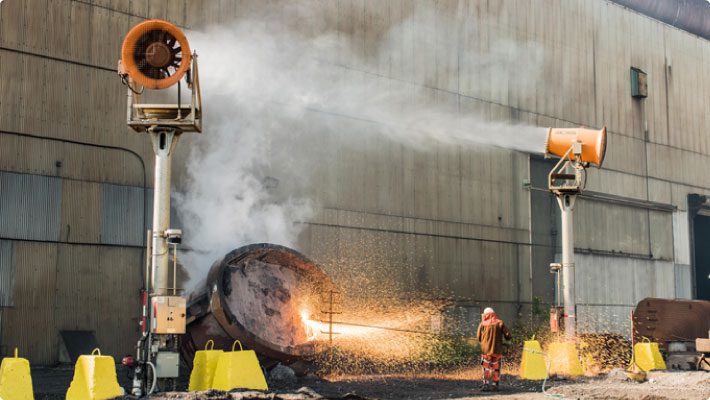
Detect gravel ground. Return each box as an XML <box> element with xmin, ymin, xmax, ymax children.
<box><xmin>543</xmin><ymin>370</ymin><xmax>710</xmax><ymax>400</ymax></box>
<box><xmin>30</xmin><ymin>365</ymin><xmax>710</xmax><ymax>400</ymax></box>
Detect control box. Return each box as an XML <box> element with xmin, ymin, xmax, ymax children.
<box><xmin>155</xmin><ymin>351</ymin><xmax>180</xmax><ymax>378</ymax></box>
<box><xmin>151</xmin><ymin>296</ymin><xmax>186</xmax><ymax>334</ymax></box>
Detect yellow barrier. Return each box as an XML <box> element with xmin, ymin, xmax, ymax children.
<box><xmin>519</xmin><ymin>340</ymin><xmax>548</xmax><ymax>380</ymax></box>
<box><xmin>0</xmin><ymin>348</ymin><xmax>34</xmax><ymax>400</ymax></box>
<box><xmin>633</xmin><ymin>338</ymin><xmax>666</xmax><ymax>371</ymax></box>
<box><xmin>211</xmin><ymin>340</ymin><xmax>268</xmax><ymax>391</ymax></box>
<box><xmin>66</xmin><ymin>348</ymin><xmax>122</xmax><ymax>400</ymax></box>
<box><xmin>547</xmin><ymin>341</ymin><xmax>583</xmax><ymax>377</ymax></box>
<box><xmin>188</xmin><ymin>340</ymin><xmax>224</xmax><ymax>391</ymax></box>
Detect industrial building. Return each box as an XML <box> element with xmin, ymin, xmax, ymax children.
<box><xmin>0</xmin><ymin>0</ymin><xmax>709</xmax><ymax>365</ymax></box>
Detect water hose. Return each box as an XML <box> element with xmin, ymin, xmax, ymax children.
<box><xmin>522</xmin><ymin>346</ymin><xmax>565</xmax><ymax>399</ymax></box>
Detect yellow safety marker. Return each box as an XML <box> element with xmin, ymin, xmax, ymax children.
<box><xmin>0</xmin><ymin>348</ymin><xmax>34</xmax><ymax>400</ymax></box>
<box><xmin>211</xmin><ymin>340</ymin><xmax>268</xmax><ymax>391</ymax></box>
<box><xmin>188</xmin><ymin>339</ymin><xmax>224</xmax><ymax>391</ymax></box>
<box><xmin>66</xmin><ymin>348</ymin><xmax>122</xmax><ymax>400</ymax></box>
<box><xmin>519</xmin><ymin>340</ymin><xmax>548</xmax><ymax>380</ymax></box>
<box><xmin>633</xmin><ymin>337</ymin><xmax>666</xmax><ymax>371</ymax></box>
<box><xmin>547</xmin><ymin>341</ymin><xmax>583</xmax><ymax>377</ymax></box>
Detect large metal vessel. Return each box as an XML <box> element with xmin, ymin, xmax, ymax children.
<box><xmin>634</xmin><ymin>297</ymin><xmax>710</xmax><ymax>348</ymax></box>
<box><xmin>181</xmin><ymin>244</ymin><xmax>335</xmax><ymax>365</ymax></box>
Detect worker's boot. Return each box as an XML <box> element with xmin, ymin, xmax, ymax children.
<box><xmin>481</xmin><ymin>382</ymin><xmax>491</xmax><ymax>392</ymax></box>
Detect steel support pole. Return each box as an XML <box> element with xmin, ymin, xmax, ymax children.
<box><xmin>557</xmin><ymin>193</ymin><xmax>577</xmax><ymax>338</ymax></box>
<box><xmin>149</xmin><ymin>128</ymin><xmax>179</xmax><ymax>296</ymax></box>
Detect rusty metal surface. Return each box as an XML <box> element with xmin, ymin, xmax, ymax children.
<box><xmin>182</xmin><ymin>243</ymin><xmax>334</xmax><ymax>364</ymax></box>
<box><xmin>609</xmin><ymin>0</ymin><xmax>710</xmax><ymax>40</ymax></box>
<box><xmin>633</xmin><ymin>298</ymin><xmax>710</xmax><ymax>347</ymax></box>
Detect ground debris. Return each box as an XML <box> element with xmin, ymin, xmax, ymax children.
<box><xmin>269</xmin><ymin>364</ymin><xmax>298</xmax><ymax>387</ymax></box>
<box><xmin>547</xmin><ymin>371</ymin><xmax>710</xmax><ymax>400</ymax></box>
<box><xmin>146</xmin><ymin>387</ymin><xmax>365</xmax><ymax>400</ymax></box>
<box><xmin>605</xmin><ymin>368</ymin><xmax>630</xmax><ymax>382</ymax></box>
<box><xmin>32</xmin><ymin>365</ymin><xmax>710</xmax><ymax>400</ymax></box>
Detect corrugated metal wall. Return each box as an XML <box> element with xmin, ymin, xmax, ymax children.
<box><xmin>0</xmin><ymin>171</ymin><xmax>147</xmax><ymax>363</ymax></box>
<box><xmin>3</xmin><ymin>242</ymin><xmax>58</xmax><ymax>364</ymax></box>
<box><xmin>101</xmin><ymin>184</ymin><xmax>146</xmax><ymax>246</ymax></box>
<box><xmin>0</xmin><ymin>0</ymin><xmax>708</xmax><ymax>363</ymax></box>
<box><xmin>0</xmin><ymin>0</ymin><xmax>158</xmax><ymax>361</ymax></box>
<box><xmin>53</xmin><ymin>245</ymin><xmax>142</xmax><ymax>360</ymax></box>
<box><xmin>0</xmin><ymin>172</ymin><xmax>62</xmax><ymax>241</ymax></box>
<box><xmin>0</xmin><ymin>240</ymin><xmax>14</xmax><ymax>307</ymax></box>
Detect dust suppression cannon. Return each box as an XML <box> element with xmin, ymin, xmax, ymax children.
<box><xmin>545</xmin><ymin>126</ymin><xmax>606</xmax><ymax>338</ymax></box>
<box><xmin>118</xmin><ymin>19</ymin><xmax>202</xmax><ymax>395</ymax></box>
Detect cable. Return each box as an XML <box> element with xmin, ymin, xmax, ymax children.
<box><xmin>146</xmin><ymin>361</ymin><xmax>158</xmax><ymax>395</ymax></box>
<box><xmin>121</xmin><ymin>75</ymin><xmax>144</xmax><ymax>95</ymax></box>
<box><xmin>312</xmin><ymin>319</ymin><xmax>436</xmax><ymax>336</ymax></box>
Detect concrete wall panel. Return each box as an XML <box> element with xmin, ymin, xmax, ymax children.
<box><xmin>649</xmin><ymin>211</ymin><xmax>673</xmax><ymax>261</ymax></box>
<box><xmin>674</xmin><ymin>264</ymin><xmax>692</xmax><ymax>299</ymax></box>
<box><xmin>673</xmin><ymin>211</ymin><xmax>691</xmax><ymax>265</ymax></box>
<box><xmin>575</xmin><ymin>199</ymin><xmax>650</xmax><ymax>257</ymax></box>
<box><xmin>576</xmin><ymin>253</ymin><xmax>675</xmax><ymax>305</ymax></box>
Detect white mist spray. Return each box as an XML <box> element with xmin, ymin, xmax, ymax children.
<box><xmin>175</xmin><ymin>4</ymin><xmax>547</xmax><ymax>285</ymax></box>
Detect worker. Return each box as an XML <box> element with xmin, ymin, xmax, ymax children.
<box><xmin>476</xmin><ymin>307</ymin><xmax>512</xmax><ymax>392</ymax></box>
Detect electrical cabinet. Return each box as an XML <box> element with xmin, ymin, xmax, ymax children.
<box><xmin>630</xmin><ymin>67</ymin><xmax>648</xmax><ymax>98</ymax></box>
<box><xmin>155</xmin><ymin>352</ymin><xmax>180</xmax><ymax>378</ymax></box>
<box><xmin>151</xmin><ymin>296</ymin><xmax>186</xmax><ymax>334</ymax></box>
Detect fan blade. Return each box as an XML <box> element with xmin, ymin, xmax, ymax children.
<box><xmin>136</xmin><ymin>31</ymin><xmax>151</xmax><ymax>46</ymax></box>
<box><xmin>171</xmin><ymin>46</ymin><xmax>181</xmax><ymax>54</ymax></box>
<box><xmin>146</xmin><ymin>67</ymin><xmax>159</xmax><ymax>79</ymax></box>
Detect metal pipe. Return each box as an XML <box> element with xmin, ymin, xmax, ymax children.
<box><xmin>556</xmin><ymin>268</ymin><xmax>561</xmax><ymax>308</ymax></box>
<box><xmin>126</xmin><ymin>78</ymin><xmax>133</xmax><ymax>124</ymax></box>
<box><xmin>608</xmin><ymin>0</ymin><xmax>710</xmax><ymax>40</ymax></box>
<box><xmin>557</xmin><ymin>194</ymin><xmax>577</xmax><ymax>338</ymax></box>
<box><xmin>172</xmin><ymin>244</ymin><xmax>177</xmax><ymax>295</ymax></box>
<box><xmin>145</xmin><ymin>230</ymin><xmax>152</xmax><ymax>292</ymax></box>
<box><xmin>527</xmin><ymin>186</ymin><xmax>676</xmax><ymax>212</ymax></box>
<box><xmin>149</xmin><ymin>128</ymin><xmax>179</xmax><ymax>295</ymax></box>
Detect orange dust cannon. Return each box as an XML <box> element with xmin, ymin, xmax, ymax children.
<box><xmin>118</xmin><ymin>19</ymin><xmax>202</xmax><ymax>396</ymax></box>
<box><xmin>545</xmin><ymin>126</ymin><xmax>607</xmax><ymax>339</ymax></box>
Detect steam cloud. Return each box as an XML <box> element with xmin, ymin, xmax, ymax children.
<box><xmin>175</xmin><ymin>4</ymin><xmax>547</xmax><ymax>285</ymax></box>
